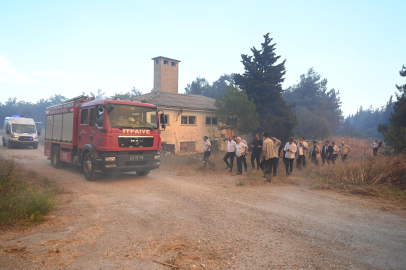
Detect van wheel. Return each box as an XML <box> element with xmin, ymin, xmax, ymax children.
<box><xmin>33</xmin><ymin>143</ymin><xmax>38</xmax><ymax>149</ymax></box>
<box><xmin>136</xmin><ymin>170</ymin><xmax>150</xmax><ymax>176</ymax></box>
<box><xmin>83</xmin><ymin>153</ymin><xmax>100</xmax><ymax>181</ymax></box>
<box><xmin>52</xmin><ymin>147</ymin><xmax>62</xmax><ymax>169</ymax></box>
<box><xmin>2</xmin><ymin>138</ymin><xmax>5</xmax><ymax>147</ymax></box>
<box><xmin>8</xmin><ymin>141</ymin><xmax>13</xmax><ymax>149</ymax></box>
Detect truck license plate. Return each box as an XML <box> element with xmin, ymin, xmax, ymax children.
<box><xmin>130</xmin><ymin>156</ymin><xmax>143</xmax><ymax>161</ymax></box>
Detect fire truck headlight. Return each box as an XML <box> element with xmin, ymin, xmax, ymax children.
<box><xmin>105</xmin><ymin>157</ymin><xmax>116</xmax><ymax>162</ymax></box>
<box><xmin>154</xmin><ymin>155</ymin><xmax>161</xmax><ymax>160</ymax></box>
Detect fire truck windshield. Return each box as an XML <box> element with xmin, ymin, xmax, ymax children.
<box><xmin>108</xmin><ymin>104</ymin><xmax>158</xmax><ymax>129</ymax></box>
<box><xmin>11</xmin><ymin>124</ymin><xmax>36</xmax><ymax>133</ymax></box>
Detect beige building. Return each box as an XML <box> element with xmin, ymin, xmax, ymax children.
<box><xmin>132</xmin><ymin>91</ymin><xmax>224</xmax><ymax>153</ymax></box>
<box><xmin>132</xmin><ymin>56</ymin><xmax>251</xmax><ymax>154</ymax></box>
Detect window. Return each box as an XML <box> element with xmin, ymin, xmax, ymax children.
<box><xmin>171</xmin><ymin>62</ymin><xmax>176</xmax><ymax>67</ymax></box>
<box><xmin>181</xmin><ymin>116</ymin><xmax>196</xmax><ymax>125</ymax></box>
<box><xmin>164</xmin><ymin>60</ymin><xmax>168</xmax><ymax>65</ymax></box>
<box><xmin>156</xmin><ymin>59</ymin><xmax>159</xmax><ymax>64</ymax></box>
<box><xmin>81</xmin><ymin>109</ymin><xmax>88</xmax><ymax>125</ymax></box>
<box><xmin>180</xmin><ymin>141</ymin><xmax>196</xmax><ymax>152</ymax></box>
<box><xmin>164</xmin><ymin>114</ymin><xmax>169</xmax><ymax>125</ymax></box>
<box><xmin>206</xmin><ymin>117</ymin><xmax>217</xmax><ymax>125</ymax></box>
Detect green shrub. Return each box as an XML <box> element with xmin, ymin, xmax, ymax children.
<box><xmin>0</xmin><ymin>159</ymin><xmax>57</xmax><ymax>225</ymax></box>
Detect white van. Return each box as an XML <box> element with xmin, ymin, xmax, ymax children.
<box><xmin>2</xmin><ymin>117</ymin><xmax>39</xmax><ymax>149</ymax></box>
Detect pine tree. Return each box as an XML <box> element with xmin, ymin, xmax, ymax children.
<box><xmin>234</xmin><ymin>33</ymin><xmax>297</xmax><ymax>139</ymax></box>
<box><xmin>378</xmin><ymin>65</ymin><xmax>406</xmax><ymax>153</ymax></box>
<box><xmin>283</xmin><ymin>68</ymin><xmax>343</xmax><ymax>135</ymax></box>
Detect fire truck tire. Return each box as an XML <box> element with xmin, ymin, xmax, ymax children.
<box><xmin>136</xmin><ymin>170</ymin><xmax>150</xmax><ymax>176</ymax></box>
<box><xmin>83</xmin><ymin>153</ymin><xmax>100</xmax><ymax>181</ymax></box>
<box><xmin>52</xmin><ymin>147</ymin><xmax>62</xmax><ymax>169</ymax></box>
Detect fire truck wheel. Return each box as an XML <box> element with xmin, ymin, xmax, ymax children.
<box><xmin>136</xmin><ymin>170</ymin><xmax>150</xmax><ymax>176</ymax></box>
<box><xmin>52</xmin><ymin>147</ymin><xmax>62</xmax><ymax>169</ymax></box>
<box><xmin>83</xmin><ymin>153</ymin><xmax>100</xmax><ymax>181</ymax></box>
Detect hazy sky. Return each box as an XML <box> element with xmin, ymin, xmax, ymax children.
<box><xmin>0</xmin><ymin>0</ymin><xmax>405</xmax><ymax>115</ymax></box>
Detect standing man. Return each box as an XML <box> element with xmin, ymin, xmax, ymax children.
<box><xmin>372</xmin><ymin>140</ymin><xmax>379</xmax><ymax>156</ymax></box>
<box><xmin>296</xmin><ymin>141</ymin><xmax>307</xmax><ymax>170</ymax></box>
<box><xmin>309</xmin><ymin>141</ymin><xmax>321</xmax><ymax>165</ymax></box>
<box><xmin>294</xmin><ymin>138</ymin><xmax>299</xmax><ymax>168</ymax></box>
<box><xmin>235</xmin><ymin>137</ymin><xmax>248</xmax><ymax>175</ymax></box>
<box><xmin>321</xmin><ymin>141</ymin><xmax>332</xmax><ymax>166</ymax></box>
<box><xmin>284</xmin><ymin>138</ymin><xmax>297</xmax><ymax>175</ymax></box>
<box><xmin>223</xmin><ymin>136</ymin><xmax>236</xmax><ymax>172</ymax></box>
<box><xmin>261</xmin><ymin>132</ymin><xmax>276</xmax><ymax>182</ymax></box>
<box><xmin>271</xmin><ymin>136</ymin><xmax>281</xmax><ymax>175</ymax></box>
<box><xmin>338</xmin><ymin>141</ymin><xmax>351</xmax><ymax>162</ymax></box>
<box><xmin>331</xmin><ymin>142</ymin><xmax>339</xmax><ymax>164</ymax></box>
<box><xmin>203</xmin><ymin>136</ymin><xmax>212</xmax><ymax>166</ymax></box>
<box><xmin>251</xmin><ymin>133</ymin><xmax>263</xmax><ymax>170</ymax></box>
<box><xmin>298</xmin><ymin>137</ymin><xmax>308</xmax><ymax>168</ymax></box>
<box><xmin>241</xmin><ymin>138</ymin><xmax>248</xmax><ymax>172</ymax></box>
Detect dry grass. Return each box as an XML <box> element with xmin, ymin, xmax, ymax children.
<box><xmin>161</xmin><ymin>137</ymin><xmax>406</xmax><ymax>202</ymax></box>
<box><xmin>137</xmin><ymin>236</ymin><xmax>236</xmax><ymax>269</ymax></box>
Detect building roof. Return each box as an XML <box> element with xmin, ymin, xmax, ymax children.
<box><xmin>130</xmin><ymin>91</ymin><xmax>217</xmax><ymax>111</ymax></box>
<box><xmin>151</xmin><ymin>56</ymin><xmax>181</xmax><ymax>63</ymax></box>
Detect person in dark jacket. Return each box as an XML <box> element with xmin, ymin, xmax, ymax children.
<box><xmin>321</xmin><ymin>140</ymin><xmax>334</xmax><ymax>165</ymax></box>
<box><xmin>251</xmin><ymin>133</ymin><xmax>263</xmax><ymax>170</ymax></box>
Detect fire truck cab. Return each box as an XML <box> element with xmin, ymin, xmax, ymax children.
<box><xmin>44</xmin><ymin>96</ymin><xmax>165</xmax><ymax>181</ymax></box>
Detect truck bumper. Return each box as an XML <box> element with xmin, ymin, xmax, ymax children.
<box><xmin>10</xmin><ymin>140</ymin><xmax>38</xmax><ymax>147</ymax></box>
<box><xmin>99</xmin><ymin>152</ymin><xmax>160</xmax><ymax>172</ymax></box>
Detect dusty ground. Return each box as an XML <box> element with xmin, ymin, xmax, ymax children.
<box><xmin>1</xmin><ymin>145</ymin><xmax>405</xmax><ymax>270</ymax></box>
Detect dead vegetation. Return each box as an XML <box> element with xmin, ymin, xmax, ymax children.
<box><xmin>161</xmin><ymin>137</ymin><xmax>406</xmax><ymax>202</ymax></box>
<box><xmin>137</xmin><ymin>236</ymin><xmax>236</xmax><ymax>270</ymax></box>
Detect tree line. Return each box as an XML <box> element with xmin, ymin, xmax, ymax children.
<box><xmin>185</xmin><ymin>34</ymin><xmax>404</xmax><ymax>153</ymax></box>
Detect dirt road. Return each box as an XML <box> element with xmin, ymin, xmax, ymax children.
<box><xmin>1</xmin><ymin>145</ymin><xmax>405</xmax><ymax>270</ymax></box>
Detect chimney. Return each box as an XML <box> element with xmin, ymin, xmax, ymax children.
<box><xmin>152</xmin><ymin>56</ymin><xmax>180</xmax><ymax>93</ymax></box>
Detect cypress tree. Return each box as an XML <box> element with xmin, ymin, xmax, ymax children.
<box><xmin>234</xmin><ymin>33</ymin><xmax>297</xmax><ymax>140</ymax></box>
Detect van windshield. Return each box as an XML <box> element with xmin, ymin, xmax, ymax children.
<box><xmin>108</xmin><ymin>105</ymin><xmax>158</xmax><ymax>129</ymax></box>
<box><xmin>12</xmin><ymin>124</ymin><xmax>36</xmax><ymax>133</ymax></box>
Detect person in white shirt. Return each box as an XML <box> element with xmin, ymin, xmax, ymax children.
<box><xmin>331</xmin><ymin>142</ymin><xmax>339</xmax><ymax>164</ymax></box>
<box><xmin>284</xmin><ymin>138</ymin><xmax>297</xmax><ymax>175</ymax></box>
<box><xmin>260</xmin><ymin>132</ymin><xmax>276</xmax><ymax>182</ymax></box>
<box><xmin>295</xmin><ymin>140</ymin><xmax>308</xmax><ymax>170</ymax></box>
<box><xmin>240</xmin><ymin>138</ymin><xmax>248</xmax><ymax>171</ymax></box>
<box><xmin>223</xmin><ymin>136</ymin><xmax>236</xmax><ymax>172</ymax></box>
<box><xmin>235</xmin><ymin>137</ymin><xmax>248</xmax><ymax>175</ymax></box>
<box><xmin>372</xmin><ymin>139</ymin><xmax>379</xmax><ymax>156</ymax></box>
<box><xmin>297</xmin><ymin>137</ymin><xmax>308</xmax><ymax>168</ymax></box>
<box><xmin>203</xmin><ymin>136</ymin><xmax>212</xmax><ymax>166</ymax></box>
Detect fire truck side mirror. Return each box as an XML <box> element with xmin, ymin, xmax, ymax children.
<box><xmin>160</xmin><ymin>113</ymin><xmax>166</xmax><ymax>124</ymax></box>
<box><xmin>105</xmin><ymin>105</ymin><xmax>114</xmax><ymax>114</ymax></box>
<box><xmin>37</xmin><ymin>131</ymin><xmax>41</xmax><ymax>136</ymax></box>
<box><xmin>6</xmin><ymin>130</ymin><xmax>10</xmax><ymax>135</ymax></box>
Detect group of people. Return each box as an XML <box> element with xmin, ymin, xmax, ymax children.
<box><xmin>202</xmin><ymin>134</ymin><xmax>354</xmax><ymax>182</ymax></box>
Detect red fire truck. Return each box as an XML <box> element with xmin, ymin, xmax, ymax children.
<box><xmin>44</xmin><ymin>96</ymin><xmax>165</xmax><ymax>181</ymax></box>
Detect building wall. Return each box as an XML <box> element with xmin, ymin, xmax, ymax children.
<box><xmin>160</xmin><ymin>108</ymin><xmax>224</xmax><ymax>153</ymax></box>
<box><xmin>159</xmin><ymin>108</ymin><xmax>254</xmax><ymax>154</ymax></box>
<box><xmin>153</xmin><ymin>58</ymin><xmax>179</xmax><ymax>94</ymax></box>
